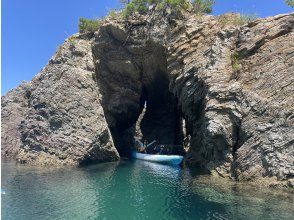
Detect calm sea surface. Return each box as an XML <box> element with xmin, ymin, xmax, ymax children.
<box><xmin>1</xmin><ymin>160</ymin><xmax>293</xmax><ymax>220</ymax></box>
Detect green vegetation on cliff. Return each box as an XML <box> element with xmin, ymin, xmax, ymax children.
<box><xmin>79</xmin><ymin>18</ymin><xmax>101</xmax><ymax>33</ymax></box>
<box><xmin>78</xmin><ymin>0</ymin><xmax>215</xmax><ymax>33</ymax></box>
<box><xmin>231</xmin><ymin>51</ymin><xmax>240</xmax><ymax>74</ymax></box>
<box><xmin>219</xmin><ymin>13</ymin><xmax>258</xmax><ymax>26</ymax></box>
<box><xmin>193</xmin><ymin>0</ymin><xmax>215</xmax><ymax>14</ymax></box>
<box><xmin>122</xmin><ymin>0</ymin><xmax>215</xmax><ymax>18</ymax></box>
<box><xmin>286</xmin><ymin>0</ymin><xmax>294</xmax><ymax>7</ymax></box>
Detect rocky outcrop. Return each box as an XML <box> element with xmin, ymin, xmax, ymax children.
<box><xmin>169</xmin><ymin>13</ymin><xmax>294</xmax><ymax>184</ymax></box>
<box><xmin>1</xmin><ymin>34</ymin><xmax>119</xmax><ymax>166</ymax></box>
<box><xmin>233</xmin><ymin>14</ymin><xmax>294</xmax><ymax>182</ymax></box>
<box><xmin>91</xmin><ymin>12</ymin><xmax>293</xmax><ymax>185</ymax></box>
<box><xmin>1</xmin><ymin>10</ymin><xmax>293</xmax><ymax>186</ymax></box>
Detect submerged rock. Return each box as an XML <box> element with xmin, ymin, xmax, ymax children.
<box><xmin>1</xmin><ymin>11</ymin><xmax>293</xmax><ymax>186</ymax></box>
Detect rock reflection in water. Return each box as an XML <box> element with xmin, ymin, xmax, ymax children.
<box><xmin>2</xmin><ymin>160</ymin><xmax>293</xmax><ymax>220</ymax></box>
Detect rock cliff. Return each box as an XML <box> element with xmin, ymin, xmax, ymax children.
<box><xmin>2</xmin><ymin>11</ymin><xmax>293</xmax><ymax>185</ymax></box>
<box><xmin>2</xmin><ymin>34</ymin><xmax>119</xmax><ymax>166</ymax></box>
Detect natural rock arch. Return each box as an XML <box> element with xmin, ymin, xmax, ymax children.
<box><xmin>93</xmin><ymin>28</ymin><xmax>184</xmax><ymax>157</ymax></box>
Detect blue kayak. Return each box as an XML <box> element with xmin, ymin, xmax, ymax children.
<box><xmin>132</xmin><ymin>151</ymin><xmax>183</xmax><ymax>165</ymax></box>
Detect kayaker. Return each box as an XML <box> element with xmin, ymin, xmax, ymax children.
<box><xmin>138</xmin><ymin>140</ymin><xmax>148</xmax><ymax>153</ymax></box>
<box><xmin>158</xmin><ymin>145</ymin><xmax>166</xmax><ymax>155</ymax></box>
<box><xmin>134</xmin><ymin>137</ymin><xmax>157</xmax><ymax>154</ymax></box>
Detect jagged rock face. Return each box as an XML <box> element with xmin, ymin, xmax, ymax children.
<box><xmin>1</xmin><ymin>34</ymin><xmax>119</xmax><ymax>166</ymax></box>
<box><xmin>92</xmin><ymin>12</ymin><xmax>294</xmax><ymax>184</ymax></box>
<box><xmin>168</xmin><ymin>13</ymin><xmax>294</xmax><ymax>182</ymax></box>
<box><xmin>234</xmin><ymin>15</ymin><xmax>294</xmax><ymax>181</ymax></box>
<box><xmin>172</xmin><ymin>13</ymin><xmax>293</xmax><ymax>184</ymax></box>
<box><xmin>2</xmin><ymin>84</ymin><xmax>31</xmax><ymax>158</ymax></box>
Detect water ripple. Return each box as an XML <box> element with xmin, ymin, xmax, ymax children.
<box><xmin>2</xmin><ymin>161</ymin><xmax>294</xmax><ymax>220</ymax></box>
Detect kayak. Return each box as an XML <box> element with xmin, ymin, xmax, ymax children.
<box><xmin>132</xmin><ymin>151</ymin><xmax>183</xmax><ymax>165</ymax></box>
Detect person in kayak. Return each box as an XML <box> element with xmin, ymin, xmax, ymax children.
<box><xmin>134</xmin><ymin>137</ymin><xmax>157</xmax><ymax>154</ymax></box>
<box><xmin>158</xmin><ymin>145</ymin><xmax>169</xmax><ymax>155</ymax></box>
<box><xmin>137</xmin><ymin>140</ymin><xmax>147</xmax><ymax>153</ymax></box>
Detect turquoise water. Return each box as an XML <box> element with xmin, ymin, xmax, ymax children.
<box><xmin>1</xmin><ymin>160</ymin><xmax>293</xmax><ymax>220</ymax></box>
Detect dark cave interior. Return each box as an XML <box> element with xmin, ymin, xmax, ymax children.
<box><xmin>103</xmin><ymin>42</ymin><xmax>185</xmax><ymax>157</ymax></box>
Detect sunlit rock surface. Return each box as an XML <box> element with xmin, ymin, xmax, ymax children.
<box><xmin>1</xmin><ymin>34</ymin><xmax>119</xmax><ymax>166</ymax></box>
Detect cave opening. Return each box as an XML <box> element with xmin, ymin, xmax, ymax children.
<box><xmin>97</xmin><ymin>40</ymin><xmax>185</xmax><ymax>158</ymax></box>
<box><xmin>137</xmin><ymin>80</ymin><xmax>185</xmax><ymax>155</ymax></box>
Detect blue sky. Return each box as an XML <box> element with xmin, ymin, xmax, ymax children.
<box><xmin>2</xmin><ymin>0</ymin><xmax>293</xmax><ymax>94</ymax></box>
